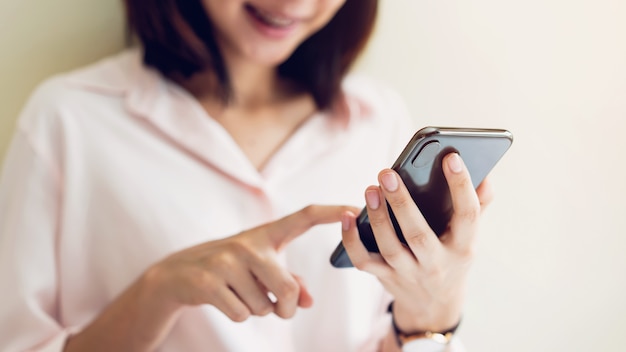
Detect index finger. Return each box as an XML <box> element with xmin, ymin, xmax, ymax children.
<box><xmin>268</xmin><ymin>205</ymin><xmax>359</xmax><ymax>250</ymax></box>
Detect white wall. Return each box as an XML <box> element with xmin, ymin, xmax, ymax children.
<box><xmin>1</xmin><ymin>1</ymin><xmax>625</xmax><ymax>351</ymax></box>
<box><xmin>358</xmin><ymin>1</ymin><xmax>626</xmax><ymax>351</ymax></box>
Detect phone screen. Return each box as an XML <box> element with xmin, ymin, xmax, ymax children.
<box><xmin>330</xmin><ymin>127</ymin><xmax>513</xmax><ymax>268</ymax></box>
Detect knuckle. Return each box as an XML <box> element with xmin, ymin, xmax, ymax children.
<box><xmin>425</xmin><ymin>264</ymin><xmax>443</xmax><ymax>278</ymax></box>
<box><xmin>377</xmin><ymin>271</ymin><xmax>397</xmax><ymax>286</ymax></box>
<box><xmin>452</xmin><ymin>175</ymin><xmax>473</xmax><ymax>189</ymax></box>
<box><xmin>226</xmin><ymin>241</ymin><xmax>263</xmax><ymax>266</ymax></box>
<box><xmin>353</xmin><ymin>259</ymin><xmax>375</xmax><ymax>273</ymax></box>
<box><xmin>405</xmin><ymin>230</ymin><xmax>429</xmax><ymax>248</ymax></box>
<box><xmin>368</xmin><ymin>213</ymin><xmax>388</xmax><ymax>228</ymax></box>
<box><xmin>275</xmin><ymin>308</ymin><xmax>295</xmax><ymax>320</ymax></box>
<box><xmin>253</xmin><ymin>301</ymin><xmax>274</xmax><ymax>316</ymax></box>
<box><xmin>229</xmin><ymin>239</ymin><xmax>254</xmax><ymax>255</ymax></box>
<box><xmin>457</xmin><ymin>245</ymin><xmax>476</xmax><ymax>261</ymax></box>
<box><xmin>229</xmin><ymin>307</ymin><xmax>251</xmax><ymax>322</ymax></box>
<box><xmin>200</xmin><ymin>274</ymin><xmax>221</xmax><ymax>299</ymax></box>
<box><xmin>249</xmin><ymin>251</ymin><xmax>270</xmax><ymax>268</ymax></box>
<box><xmin>275</xmin><ymin>278</ymin><xmax>299</xmax><ymax>302</ymax></box>
<box><xmin>457</xmin><ymin>206</ymin><xmax>481</xmax><ymax>223</ymax></box>
<box><xmin>199</xmin><ymin>271</ymin><xmax>216</xmax><ymax>290</ymax></box>
<box><xmin>387</xmin><ymin>196</ymin><xmax>412</xmax><ymax>209</ymax></box>
<box><xmin>285</xmin><ymin>310</ymin><xmax>296</xmax><ymax>319</ymax></box>
<box><xmin>379</xmin><ymin>249</ymin><xmax>403</xmax><ymax>263</ymax></box>
<box><xmin>210</xmin><ymin>252</ymin><xmax>239</xmax><ymax>273</ymax></box>
<box><xmin>353</xmin><ymin>260</ymin><xmax>368</xmax><ymax>271</ymax></box>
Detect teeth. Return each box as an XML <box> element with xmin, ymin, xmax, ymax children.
<box><xmin>252</xmin><ymin>7</ymin><xmax>295</xmax><ymax>27</ymax></box>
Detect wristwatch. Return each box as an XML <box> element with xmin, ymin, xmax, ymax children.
<box><xmin>388</xmin><ymin>302</ymin><xmax>460</xmax><ymax>351</ymax></box>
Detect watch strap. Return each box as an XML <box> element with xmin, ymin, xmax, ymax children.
<box><xmin>388</xmin><ymin>302</ymin><xmax>461</xmax><ymax>347</ymax></box>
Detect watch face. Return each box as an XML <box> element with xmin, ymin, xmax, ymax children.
<box><xmin>402</xmin><ymin>338</ymin><xmax>448</xmax><ymax>352</ymax></box>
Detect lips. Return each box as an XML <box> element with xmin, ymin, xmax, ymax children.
<box><xmin>245</xmin><ymin>4</ymin><xmax>297</xmax><ymax>29</ymax></box>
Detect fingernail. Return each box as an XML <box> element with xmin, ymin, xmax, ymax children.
<box><xmin>448</xmin><ymin>153</ymin><xmax>464</xmax><ymax>173</ymax></box>
<box><xmin>365</xmin><ymin>190</ymin><xmax>380</xmax><ymax>209</ymax></box>
<box><xmin>381</xmin><ymin>172</ymin><xmax>399</xmax><ymax>192</ymax></box>
<box><xmin>341</xmin><ymin>213</ymin><xmax>352</xmax><ymax>231</ymax></box>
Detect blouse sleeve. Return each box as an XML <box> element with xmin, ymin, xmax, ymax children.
<box><xmin>0</xmin><ymin>80</ymin><xmax>74</xmax><ymax>352</ymax></box>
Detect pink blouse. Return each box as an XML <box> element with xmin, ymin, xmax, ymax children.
<box><xmin>0</xmin><ymin>50</ymin><xmax>458</xmax><ymax>351</ymax></box>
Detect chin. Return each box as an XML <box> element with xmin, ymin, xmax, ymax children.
<box><xmin>245</xmin><ymin>45</ymin><xmax>301</xmax><ymax>67</ymax></box>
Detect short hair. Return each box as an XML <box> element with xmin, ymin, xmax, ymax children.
<box><xmin>124</xmin><ymin>0</ymin><xmax>378</xmax><ymax>110</ymax></box>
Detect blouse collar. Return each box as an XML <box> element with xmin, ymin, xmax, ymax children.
<box><xmin>65</xmin><ymin>49</ymin><xmax>375</xmax><ymax>189</ymax></box>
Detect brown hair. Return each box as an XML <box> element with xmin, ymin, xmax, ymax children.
<box><xmin>124</xmin><ymin>0</ymin><xmax>378</xmax><ymax>110</ymax></box>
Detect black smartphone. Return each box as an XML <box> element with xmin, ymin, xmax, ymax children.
<box><xmin>330</xmin><ymin>127</ymin><xmax>513</xmax><ymax>268</ymax></box>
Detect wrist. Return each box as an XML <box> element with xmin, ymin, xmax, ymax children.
<box><xmin>139</xmin><ymin>264</ymin><xmax>183</xmax><ymax>314</ymax></box>
<box><xmin>117</xmin><ymin>267</ymin><xmax>183</xmax><ymax>350</ymax></box>
<box><xmin>391</xmin><ymin>300</ymin><xmax>460</xmax><ymax>333</ymax></box>
<box><xmin>64</xmin><ymin>268</ymin><xmax>183</xmax><ymax>352</ymax></box>
<box><xmin>388</xmin><ymin>302</ymin><xmax>461</xmax><ymax>348</ymax></box>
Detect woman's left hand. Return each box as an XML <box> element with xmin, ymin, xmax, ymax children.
<box><xmin>341</xmin><ymin>153</ymin><xmax>494</xmax><ymax>333</ymax></box>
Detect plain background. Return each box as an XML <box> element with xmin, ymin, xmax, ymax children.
<box><xmin>1</xmin><ymin>1</ymin><xmax>625</xmax><ymax>351</ymax></box>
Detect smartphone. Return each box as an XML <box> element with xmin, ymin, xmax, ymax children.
<box><xmin>330</xmin><ymin>127</ymin><xmax>513</xmax><ymax>268</ymax></box>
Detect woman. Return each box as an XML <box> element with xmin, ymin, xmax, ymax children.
<box><xmin>0</xmin><ymin>0</ymin><xmax>491</xmax><ymax>351</ymax></box>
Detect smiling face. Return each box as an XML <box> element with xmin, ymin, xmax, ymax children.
<box><xmin>202</xmin><ymin>0</ymin><xmax>347</xmax><ymax>67</ymax></box>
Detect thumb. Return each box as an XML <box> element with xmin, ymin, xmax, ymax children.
<box><xmin>268</xmin><ymin>205</ymin><xmax>358</xmax><ymax>250</ymax></box>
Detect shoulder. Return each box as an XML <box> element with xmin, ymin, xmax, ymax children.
<box><xmin>17</xmin><ymin>49</ymin><xmax>148</xmax><ymax>131</ymax></box>
<box><xmin>339</xmin><ymin>73</ymin><xmax>414</xmax><ymax>136</ymax></box>
<box><xmin>339</xmin><ymin>73</ymin><xmax>413</xmax><ymax>132</ymax></box>
<box><xmin>338</xmin><ymin>74</ymin><xmax>416</xmax><ymax>160</ymax></box>
<box><xmin>341</xmin><ymin>74</ymin><xmax>410</xmax><ymax>117</ymax></box>
<box><xmin>24</xmin><ymin>49</ymin><xmax>143</xmax><ymax>108</ymax></box>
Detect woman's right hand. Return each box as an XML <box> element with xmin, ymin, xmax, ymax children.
<box><xmin>144</xmin><ymin>205</ymin><xmax>355</xmax><ymax>322</ymax></box>
<box><xmin>65</xmin><ymin>205</ymin><xmax>354</xmax><ymax>352</ymax></box>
